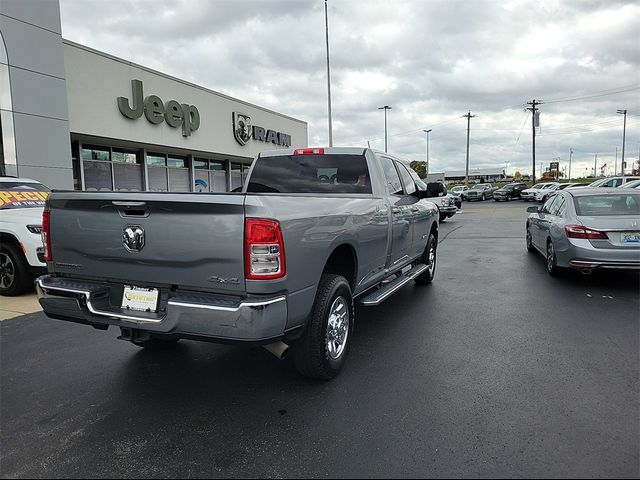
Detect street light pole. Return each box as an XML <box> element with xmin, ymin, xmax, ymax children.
<box><xmin>617</xmin><ymin>109</ymin><xmax>627</xmax><ymax>176</ymax></box>
<box><xmin>462</xmin><ymin>111</ymin><xmax>475</xmax><ymax>185</ymax></box>
<box><xmin>423</xmin><ymin>129</ymin><xmax>432</xmax><ymax>175</ymax></box>
<box><xmin>568</xmin><ymin>148</ymin><xmax>573</xmax><ymax>180</ymax></box>
<box><xmin>379</xmin><ymin>106</ymin><xmax>391</xmax><ymax>152</ymax></box>
<box><xmin>324</xmin><ymin>0</ymin><xmax>333</xmax><ymax>147</ymax></box>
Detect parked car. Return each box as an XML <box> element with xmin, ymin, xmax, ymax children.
<box><xmin>408</xmin><ymin>170</ymin><xmax>456</xmax><ymax>222</ymax></box>
<box><xmin>493</xmin><ymin>182</ymin><xmax>527</xmax><ymax>201</ymax></box>
<box><xmin>521</xmin><ymin>182</ymin><xmax>559</xmax><ymax>202</ymax></box>
<box><xmin>535</xmin><ymin>183</ymin><xmax>561</xmax><ymax>203</ymax></box>
<box><xmin>588</xmin><ymin>176</ymin><xmax>640</xmax><ymax>188</ymax></box>
<box><xmin>449</xmin><ymin>185</ymin><xmax>469</xmax><ymax>201</ymax></box>
<box><xmin>465</xmin><ymin>183</ymin><xmax>497</xmax><ymax>201</ymax></box>
<box><xmin>617</xmin><ymin>179</ymin><xmax>640</xmax><ymax>189</ymax></box>
<box><xmin>525</xmin><ymin>188</ymin><xmax>640</xmax><ymax>276</ymax></box>
<box><xmin>557</xmin><ymin>183</ymin><xmax>585</xmax><ymax>190</ymax></box>
<box><xmin>37</xmin><ymin>147</ymin><xmax>441</xmax><ymax>380</ymax></box>
<box><xmin>0</xmin><ymin>177</ymin><xmax>49</xmax><ymax>295</ymax></box>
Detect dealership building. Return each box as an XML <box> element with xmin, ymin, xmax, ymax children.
<box><xmin>0</xmin><ymin>0</ymin><xmax>308</xmax><ymax>192</ymax></box>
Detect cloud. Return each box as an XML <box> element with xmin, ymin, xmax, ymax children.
<box><xmin>59</xmin><ymin>0</ymin><xmax>640</xmax><ymax>177</ymax></box>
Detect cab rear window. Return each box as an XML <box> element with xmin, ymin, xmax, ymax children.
<box><xmin>246</xmin><ymin>155</ymin><xmax>371</xmax><ymax>194</ymax></box>
<box><xmin>0</xmin><ymin>182</ymin><xmax>49</xmax><ymax>209</ymax></box>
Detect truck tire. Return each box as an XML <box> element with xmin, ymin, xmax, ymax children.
<box><xmin>132</xmin><ymin>337</ymin><xmax>180</xmax><ymax>350</ymax></box>
<box><xmin>0</xmin><ymin>243</ymin><xmax>33</xmax><ymax>296</ymax></box>
<box><xmin>414</xmin><ymin>232</ymin><xmax>437</xmax><ymax>285</ymax></box>
<box><xmin>292</xmin><ymin>274</ymin><xmax>353</xmax><ymax>380</ymax></box>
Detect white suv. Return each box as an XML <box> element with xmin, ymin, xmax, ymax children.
<box><xmin>0</xmin><ymin>177</ymin><xmax>49</xmax><ymax>295</ymax></box>
<box><xmin>521</xmin><ymin>182</ymin><xmax>559</xmax><ymax>202</ymax></box>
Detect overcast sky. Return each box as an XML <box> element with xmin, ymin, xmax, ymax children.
<box><xmin>59</xmin><ymin>0</ymin><xmax>639</xmax><ymax>178</ymax></box>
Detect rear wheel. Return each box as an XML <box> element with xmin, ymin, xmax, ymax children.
<box><xmin>292</xmin><ymin>274</ymin><xmax>353</xmax><ymax>380</ymax></box>
<box><xmin>415</xmin><ymin>232</ymin><xmax>437</xmax><ymax>285</ymax></box>
<box><xmin>0</xmin><ymin>244</ymin><xmax>33</xmax><ymax>296</ymax></box>
<box><xmin>546</xmin><ymin>239</ymin><xmax>561</xmax><ymax>276</ymax></box>
<box><xmin>526</xmin><ymin>224</ymin><xmax>535</xmax><ymax>252</ymax></box>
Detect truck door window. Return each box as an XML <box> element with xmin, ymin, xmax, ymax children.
<box><xmin>379</xmin><ymin>157</ymin><xmax>403</xmax><ymax>195</ymax></box>
<box><xmin>395</xmin><ymin>162</ymin><xmax>417</xmax><ymax>195</ymax></box>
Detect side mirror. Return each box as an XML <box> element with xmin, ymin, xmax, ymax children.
<box><xmin>426</xmin><ymin>182</ymin><xmax>444</xmax><ymax>198</ymax></box>
<box><xmin>527</xmin><ymin>206</ymin><xmax>540</xmax><ymax>213</ymax></box>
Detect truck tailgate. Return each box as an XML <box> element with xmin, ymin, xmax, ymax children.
<box><xmin>47</xmin><ymin>192</ymin><xmax>246</xmax><ymax>294</ymax></box>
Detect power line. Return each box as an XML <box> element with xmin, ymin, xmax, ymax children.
<box><xmin>544</xmin><ymin>85</ymin><xmax>640</xmax><ymax>104</ymax></box>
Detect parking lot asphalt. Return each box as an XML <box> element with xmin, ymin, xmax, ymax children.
<box><xmin>1</xmin><ymin>200</ymin><xmax>638</xmax><ymax>478</ymax></box>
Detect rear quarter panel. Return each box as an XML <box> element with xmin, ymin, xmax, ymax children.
<box><xmin>244</xmin><ymin>194</ymin><xmax>389</xmax><ymax>329</ymax></box>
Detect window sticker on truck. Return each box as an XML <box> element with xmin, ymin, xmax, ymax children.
<box><xmin>0</xmin><ymin>190</ymin><xmax>49</xmax><ymax>209</ymax></box>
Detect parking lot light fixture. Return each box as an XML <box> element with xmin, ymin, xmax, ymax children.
<box><xmin>617</xmin><ymin>109</ymin><xmax>627</xmax><ymax>176</ymax></box>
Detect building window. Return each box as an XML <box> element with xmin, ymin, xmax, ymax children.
<box><xmin>194</xmin><ymin>158</ymin><xmax>228</xmax><ymax>192</ymax></box>
<box><xmin>113</xmin><ymin>149</ymin><xmax>142</xmax><ymax>191</ymax></box>
<box><xmin>147</xmin><ymin>152</ymin><xmax>168</xmax><ymax>191</ymax></box>
<box><xmin>146</xmin><ymin>153</ymin><xmax>190</xmax><ymax>192</ymax></box>
<box><xmin>71</xmin><ymin>142</ymin><xmax>81</xmax><ymax>190</ymax></box>
<box><xmin>81</xmin><ymin>145</ymin><xmax>142</xmax><ymax>191</ymax></box>
<box><xmin>231</xmin><ymin>162</ymin><xmax>250</xmax><ymax>191</ymax></box>
<box><xmin>168</xmin><ymin>155</ymin><xmax>190</xmax><ymax>192</ymax></box>
<box><xmin>82</xmin><ymin>145</ymin><xmax>112</xmax><ymax>191</ymax></box>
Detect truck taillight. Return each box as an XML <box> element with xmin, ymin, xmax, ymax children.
<box><xmin>294</xmin><ymin>148</ymin><xmax>324</xmax><ymax>155</ymax></box>
<box><xmin>42</xmin><ymin>208</ymin><xmax>52</xmax><ymax>261</ymax></box>
<box><xmin>564</xmin><ymin>224</ymin><xmax>607</xmax><ymax>240</ymax></box>
<box><xmin>245</xmin><ymin>218</ymin><xmax>286</xmax><ymax>280</ymax></box>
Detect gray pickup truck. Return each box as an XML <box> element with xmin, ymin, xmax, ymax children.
<box><xmin>37</xmin><ymin>147</ymin><xmax>440</xmax><ymax>379</ymax></box>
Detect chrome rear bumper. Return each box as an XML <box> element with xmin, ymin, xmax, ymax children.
<box><xmin>36</xmin><ymin>275</ymin><xmax>288</xmax><ymax>343</ymax></box>
<box><xmin>568</xmin><ymin>260</ymin><xmax>640</xmax><ymax>270</ymax></box>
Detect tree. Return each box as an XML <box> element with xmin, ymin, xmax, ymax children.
<box><xmin>514</xmin><ymin>170</ymin><xmax>522</xmax><ymax>180</ymax></box>
<box><xmin>409</xmin><ymin>161</ymin><xmax>427</xmax><ymax>179</ymax></box>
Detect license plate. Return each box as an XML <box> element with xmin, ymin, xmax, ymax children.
<box><xmin>621</xmin><ymin>232</ymin><xmax>640</xmax><ymax>244</ymax></box>
<box><xmin>122</xmin><ymin>286</ymin><xmax>159</xmax><ymax>312</ymax></box>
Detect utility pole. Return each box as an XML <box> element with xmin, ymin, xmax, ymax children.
<box><xmin>594</xmin><ymin>153</ymin><xmax>598</xmax><ymax>177</ymax></box>
<box><xmin>615</xmin><ymin>146</ymin><xmax>618</xmax><ymax>176</ymax></box>
<box><xmin>617</xmin><ymin>109</ymin><xmax>627</xmax><ymax>177</ymax></box>
<box><xmin>526</xmin><ymin>100</ymin><xmax>542</xmax><ymax>184</ymax></box>
<box><xmin>324</xmin><ymin>0</ymin><xmax>333</xmax><ymax>147</ymax></box>
<box><xmin>378</xmin><ymin>106</ymin><xmax>391</xmax><ymax>152</ymax></box>
<box><xmin>463</xmin><ymin>111</ymin><xmax>475</xmax><ymax>185</ymax></box>
<box><xmin>423</xmin><ymin>129</ymin><xmax>432</xmax><ymax>176</ymax></box>
<box><xmin>568</xmin><ymin>148</ymin><xmax>573</xmax><ymax>180</ymax></box>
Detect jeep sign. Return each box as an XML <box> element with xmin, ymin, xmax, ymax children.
<box><xmin>117</xmin><ymin>79</ymin><xmax>200</xmax><ymax>137</ymax></box>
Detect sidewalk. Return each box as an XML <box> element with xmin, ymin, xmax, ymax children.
<box><xmin>0</xmin><ymin>292</ymin><xmax>42</xmax><ymax>320</ymax></box>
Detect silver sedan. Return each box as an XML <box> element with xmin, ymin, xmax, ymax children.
<box><xmin>525</xmin><ymin>188</ymin><xmax>640</xmax><ymax>275</ymax></box>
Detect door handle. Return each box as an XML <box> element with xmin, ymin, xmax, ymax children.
<box><xmin>410</xmin><ymin>207</ymin><xmax>420</xmax><ymax>213</ymax></box>
<box><xmin>392</xmin><ymin>207</ymin><xmax>402</xmax><ymax>214</ymax></box>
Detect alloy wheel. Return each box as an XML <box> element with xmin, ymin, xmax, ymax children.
<box><xmin>547</xmin><ymin>242</ymin><xmax>555</xmax><ymax>272</ymax></box>
<box><xmin>0</xmin><ymin>253</ymin><xmax>16</xmax><ymax>289</ymax></box>
<box><xmin>326</xmin><ymin>296</ymin><xmax>349</xmax><ymax>360</ymax></box>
